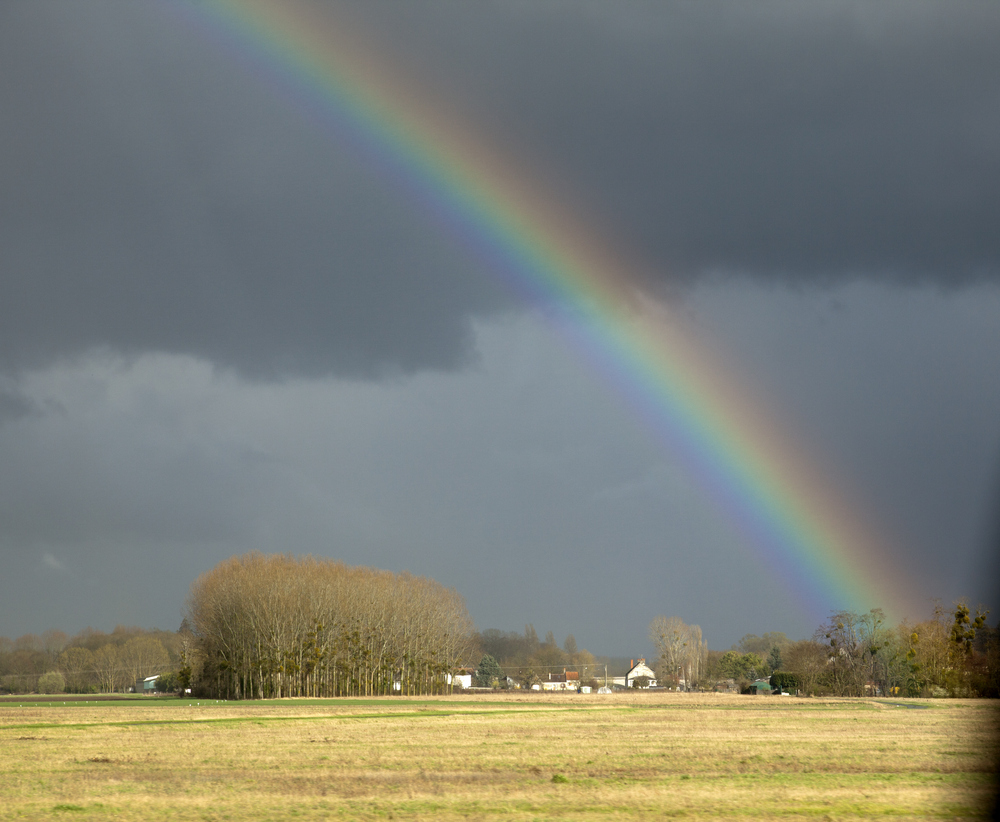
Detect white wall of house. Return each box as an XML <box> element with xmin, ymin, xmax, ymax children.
<box><xmin>625</xmin><ymin>659</ymin><xmax>657</xmax><ymax>688</ymax></box>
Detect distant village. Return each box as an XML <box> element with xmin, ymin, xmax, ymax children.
<box><xmin>1</xmin><ymin>557</ymin><xmax>996</xmax><ymax>700</ymax></box>
<box><xmin>451</xmin><ymin>657</ymin><xmax>660</xmax><ymax>694</ymax></box>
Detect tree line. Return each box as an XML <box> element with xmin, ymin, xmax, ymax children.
<box><xmin>4</xmin><ymin>575</ymin><xmax>996</xmax><ymax>700</ymax></box>
<box><xmin>691</xmin><ymin>601</ymin><xmax>997</xmax><ymax>697</ymax></box>
<box><xmin>186</xmin><ymin>553</ymin><xmax>475</xmax><ymax>699</ymax></box>
<box><xmin>804</xmin><ymin>602</ymin><xmax>995</xmax><ymax>697</ymax></box>
<box><xmin>0</xmin><ymin>625</ymin><xmax>180</xmax><ymax>695</ymax></box>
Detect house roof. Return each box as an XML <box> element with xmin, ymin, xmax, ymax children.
<box><xmin>626</xmin><ymin>659</ymin><xmax>656</xmax><ymax>679</ymax></box>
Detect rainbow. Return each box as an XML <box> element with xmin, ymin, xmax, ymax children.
<box><xmin>169</xmin><ymin>0</ymin><xmax>915</xmax><ymax>621</ymax></box>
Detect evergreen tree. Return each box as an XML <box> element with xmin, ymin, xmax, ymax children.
<box><xmin>474</xmin><ymin>654</ymin><xmax>504</xmax><ymax>688</ymax></box>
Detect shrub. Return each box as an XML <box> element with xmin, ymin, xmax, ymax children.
<box><xmin>38</xmin><ymin>671</ymin><xmax>66</xmax><ymax>694</ymax></box>
<box><xmin>155</xmin><ymin>672</ymin><xmax>179</xmax><ymax>693</ymax></box>
<box><xmin>770</xmin><ymin>672</ymin><xmax>799</xmax><ymax>693</ymax></box>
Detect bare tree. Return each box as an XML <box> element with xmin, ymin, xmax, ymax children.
<box><xmin>120</xmin><ymin>636</ymin><xmax>170</xmax><ymax>692</ymax></box>
<box><xmin>57</xmin><ymin>647</ymin><xmax>96</xmax><ymax>693</ymax></box>
<box><xmin>186</xmin><ymin>552</ymin><xmax>475</xmax><ymax>699</ymax></box>
<box><xmin>93</xmin><ymin>645</ymin><xmax>121</xmax><ymax>693</ymax></box>
<box><xmin>815</xmin><ymin>609</ymin><xmax>891</xmax><ymax>696</ymax></box>
<box><xmin>649</xmin><ymin>616</ymin><xmax>705</xmax><ymax>688</ymax></box>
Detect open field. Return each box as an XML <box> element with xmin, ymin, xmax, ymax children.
<box><xmin>1</xmin><ymin>692</ymin><xmax>997</xmax><ymax>820</ymax></box>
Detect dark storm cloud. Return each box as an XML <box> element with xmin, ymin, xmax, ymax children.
<box><xmin>1</xmin><ymin>1</ymin><xmax>998</xmax><ymax>380</ymax></box>
<box><xmin>354</xmin><ymin>0</ymin><xmax>1000</xmax><ymax>285</ymax></box>
<box><xmin>0</xmin><ymin>1</ymin><xmax>504</xmax><ymax>379</ymax></box>
<box><xmin>0</xmin><ymin>385</ymin><xmax>38</xmax><ymax>423</ymax></box>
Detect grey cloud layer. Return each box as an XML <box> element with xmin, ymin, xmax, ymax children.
<box><xmin>1</xmin><ymin>2</ymin><xmax>503</xmax><ymax>379</ymax></box>
<box><xmin>359</xmin><ymin>0</ymin><xmax>1000</xmax><ymax>283</ymax></box>
<box><xmin>3</xmin><ymin>280</ymin><xmax>996</xmax><ymax>647</ymax></box>
<box><xmin>2</xmin><ymin>1</ymin><xmax>998</xmax><ymax>647</ymax></box>
<box><xmin>2</xmin><ymin>1</ymin><xmax>998</xmax><ymax>381</ymax></box>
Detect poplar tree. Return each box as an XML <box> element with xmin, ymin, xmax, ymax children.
<box><xmin>186</xmin><ymin>553</ymin><xmax>474</xmax><ymax>699</ymax></box>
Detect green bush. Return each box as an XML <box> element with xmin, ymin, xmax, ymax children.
<box><xmin>474</xmin><ymin>654</ymin><xmax>505</xmax><ymax>689</ymax></box>
<box><xmin>769</xmin><ymin>672</ymin><xmax>799</xmax><ymax>693</ymax></box>
<box><xmin>155</xmin><ymin>672</ymin><xmax>179</xmax><ymax>693</ymax></box>
<box><xmin>38</xmin><ymin>671</ymin><xmax>66</xmax><ymax>694</ymax></box>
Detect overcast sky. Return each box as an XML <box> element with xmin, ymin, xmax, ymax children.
<box><xmin>1</xmin><ymin>0</ymin><xmax>998</xmax><ymax>654</ymax></box>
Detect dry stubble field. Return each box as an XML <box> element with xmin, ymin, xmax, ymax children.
<box><xmin>1</xmin><ymin>691</ymin><xmax>997</xmax><ymax>821</ymax></box>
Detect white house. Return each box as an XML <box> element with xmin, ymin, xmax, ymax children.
<box><xmin>625</xmin><ymin>659</ymin><xmax>657</xmax><ymax>688</ymax></box>
<box><xmin>540</xmin><ymin>670</ymin><xmax>580</xmax><ymax>691</ymax></box>
<box><xmin>446</xmin><ymin>670</ymin><xmax>474</xmax><ymax>689</ymax></box>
